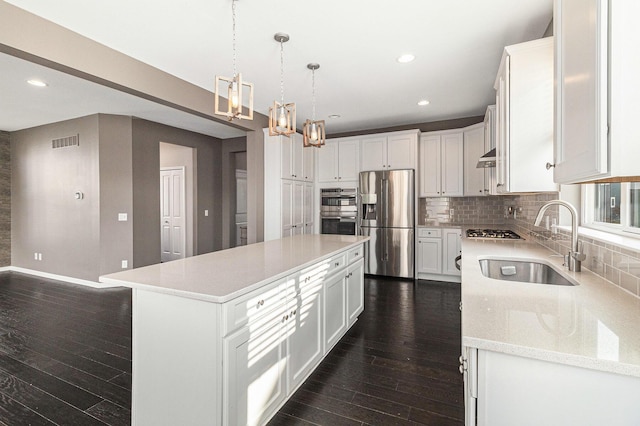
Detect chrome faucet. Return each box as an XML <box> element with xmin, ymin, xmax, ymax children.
<box><xmin>534</xmin><ymin>200</ymin><xmax>586</xmax><ymax>272</ymax></box>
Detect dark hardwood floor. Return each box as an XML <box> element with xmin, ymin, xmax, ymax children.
<box><xmin>0</xmin><ymin>272</ymin><xmax>463</xmax><ymax>426</ymax></box>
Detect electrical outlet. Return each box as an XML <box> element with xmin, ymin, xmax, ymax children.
<box><xmin>34</xmin><ymin>252</ymin><xmax>38</xmax><ymax>260</ymax></box>
<box><xmin>205</xmin><ymin>209</ymin><xmax>209</xmax><ymax>217</ymax></box>
<box><xmin>118</xmin><ymin>213</ymin><xmax>128</xmax><ymax>221</ymax></box>
<box><xmin>38</xmin><ymin>253</ymin><xmax>42</xmax><ymax>261</ymax></box>
<box><xmin>449</xmin><ymin>209</ymin><xmax>454</xmax><ymax>216</ymax></box>
<box><xmin>121</xmin><ymin>260</ymin><xmax>128</xmax><ymax>269</ymax></box>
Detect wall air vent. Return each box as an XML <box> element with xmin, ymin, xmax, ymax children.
<box><xmin>52</xmin><ymin>134</ymin><xmax>79</xmax><ymax>149</ymax></box>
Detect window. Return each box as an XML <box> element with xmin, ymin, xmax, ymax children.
<box><xmin>583</xmin><ymin>183</ymin><xmax>640</xmax><ymax>235</ymax></box>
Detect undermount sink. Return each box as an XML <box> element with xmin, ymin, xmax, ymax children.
<box><xmin>478</xmin><ymin>258</ymin><xmax>578</xmax><ymax>286</ymax></box>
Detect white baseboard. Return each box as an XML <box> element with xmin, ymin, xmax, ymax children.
<box><xmin>5</xmin><ymin>267</ymin><xmax>122</xmax><ymax>289</ymax></box>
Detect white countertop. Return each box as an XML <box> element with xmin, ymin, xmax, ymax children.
<box><xmin>100</xmin><ymin>234</ymin><xmax>368</xmax><ymax>303</ymax></box>
<box><xmin>462</xmin><ymin>238</ymin><xmax>640</xmax><ymax>378</ymax></box>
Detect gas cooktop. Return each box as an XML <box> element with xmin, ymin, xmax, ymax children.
<box><xmin>466</xmin><ymin>228</ymin><xmax>522</xmax><ymax>239</ymax></box>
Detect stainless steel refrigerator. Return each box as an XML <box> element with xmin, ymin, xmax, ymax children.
<box><xmin>359</xmin><ymin>169</ymin><xmax>415</xmax><ymax>279</ymax></box>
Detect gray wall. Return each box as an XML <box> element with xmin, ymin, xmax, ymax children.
<box><xmin>98</xmin><ymin>114</ymin><xmax>133</xmax><ymax>277</ymax></box>
<box><xmin>0</xmin><ymin>131</ymin><xmax>10</xmax><ymax>266</ymax></box>
<box><xmin>221</xmin><ymin>137</ymin><xmax>247</xmax><ymax>249</ymax></box>
<box><xmin>11</xmin><ymin>115</ymin><xmax>101</xmax><ymax>280</ymax></box>
<box><xmin>132</xmin><ymin>118</ymin><xmax>223</xmax><ymax>268</ymax></box>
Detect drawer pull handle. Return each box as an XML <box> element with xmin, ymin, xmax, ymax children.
<box><xmin>335</xmin><ymin>262</ymin><xmax>339</xmax><ymax>267</ymax></box>
<box><xmin>257</xmin><ymin>300</ymin><xmax>264</xmax><ymax>308</ymax></box>
<box><xmin>355</xmin><ymin>252</ymin><xmax>359</xmax><ymax>256</ymax></box>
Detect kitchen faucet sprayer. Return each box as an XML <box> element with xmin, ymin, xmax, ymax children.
<box><xmin>534</xmin><ymin>200</ymin><xmax>586</xmax><ymax>272</ymax></box>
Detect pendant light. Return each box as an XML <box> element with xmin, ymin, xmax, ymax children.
<box><xmin>269</xmin><ymin>33</ymin><xmax>296</xmax><ymax>137</ymax></box>
<box><xmin>214</xmin><ymin>0</ymin><xmax>253</xmax><ymax>121</ymax></box>
<box><xmin>303</xmin><ymin>63</ymin><xmax>326</xmax><ymax>148</ymax></box>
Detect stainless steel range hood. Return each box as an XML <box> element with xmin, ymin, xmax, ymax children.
<box><xmin>476</xmin><ymin>148</ymin><xmax>496</xmax><ymax>168</ymax></box>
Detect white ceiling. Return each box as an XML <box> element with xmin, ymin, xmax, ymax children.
<box><xmin>3</xmin><ymin>0</ymin><xmax>553</xmax><ymax>137</ymax></box>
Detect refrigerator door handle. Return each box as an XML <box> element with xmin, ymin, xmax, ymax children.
<box><xmin>382</xmin><ymin>178</ymin><xmax>389</xmax><ymax>227</ymax></box>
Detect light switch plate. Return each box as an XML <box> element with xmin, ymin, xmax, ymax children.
<box><xmin>118</xmin><ymin>213</ymin><xmax>128</xmax><ymax>221</ymax></box>
<box><xmin>205</xmin><ymin>210</ymin><xmax>209</xmax><ymax>217</ymax></box>
<box><xmin>121</xmin><ymin>260</ymin><xmax>128</xmax><ymax>269</ymax></box>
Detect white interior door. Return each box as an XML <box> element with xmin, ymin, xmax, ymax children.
<box><xmin>161</xmin><ymin>167</ymin><xmax>186</xmax><ymax>262</ymax></box>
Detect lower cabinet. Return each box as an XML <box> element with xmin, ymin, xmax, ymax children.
<box><xmin>223</xmin><ymin>307</ymin><xmax>288</xmax><ymax>426</ymax></box>
<box><xmin>223</xmin><ymin>245</ymin><xmax>364</xmax><ymax>426</ymax></box>
<box><xmin>417</xmin><ymin>228</ymin><xmax>461</xmax><ymax>282</ymax></box>
<box><xmin>462</xmin><ymin>346</ymin><xmax>640</xmax><ymax>426</ymax></box>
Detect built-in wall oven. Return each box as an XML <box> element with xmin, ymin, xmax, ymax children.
<box><xmin>320</xmin><ymin>188</ymin><xmax>358</xmax><ymax>235</ymax></box>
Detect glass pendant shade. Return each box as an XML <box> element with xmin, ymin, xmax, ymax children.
<box><xmin>269</xmin><ymin>100</ymin><xmax>296</xmax><ymax>136</ymax></box>
<box><xmin>214</xmin><ymin>73</ymin><xmax>254</xmax><ymax>120</ymax></box>
<box><xmin>303</xmin><ymin>119</ymin><xmax>326</xmax><ymax>147</ymax></box>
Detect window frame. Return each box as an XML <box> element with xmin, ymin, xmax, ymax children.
<box><xmin>582</xmin><ymin>183</ymin><xmax>640</xmax><ymax>237</ymax></box>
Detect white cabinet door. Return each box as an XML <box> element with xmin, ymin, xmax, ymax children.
<box><xmin>317</xmin><ymin>140</ymin><xmax>339</xmax><ymax>183</ymax></box>
<box><xmin>346</xmin><ymin>259</ymin><xmax>364</xmax><ymax>326</ymax></box>
<box><xmin>303</xmin><ymin>182</ymin><xmax>313</xmax><ymax>234</ymax></box>
<box><xmin>281</xmin><ymin>180</ymin><xmax>293</xmax><ymax>237</ymax></box>
<box><xmin>303</xmin><ymin>144</ymin><xmax>315</xmax><ymax>182</ymax></box>
<box><xmin>323</xmin><ymin>272</ymin><xmax>347</xmax><ymax>351</ymax></box>
<box><xmin>442</xmin><ymin>229</ymin><xmax>462</xmax><ymax>276</ymax></box>
<box><xmin>419</xmin><ymin>135</ymin><xmax>441</xmax><ymax>197</ymax></box>
<box><xmin>287</xmin><ymin>284</ymin><xmax>323</xmax><ymax>392</ymax></box>
<box><xmin>292</xmin><ymin>134</ymin><xmax>304</xmax><ymax>181</ymax></box>
<box><xmin>280</xmin><ymin>135</ymin><xmax>293</xmax><ymax>180</ymax></box>
<box><xmin>495</xmin><ymin>72</ymin><xmax>508</xmax><ymax>193</ymax></box>
<box><xmin>338</xmin><ymin>139</ymin><xmax>360</xmax><ymax>181</ymax></box>
<box><xmin>484</xmin><ymin>105</ymin><xmax>497</xmax><ymax>195</ymax></box>
<box><xmin>462</xmin><ymin>346</ymin><xmax>478</xmax><ymax>426</ymax></box>
<box><xmin>441</xmin><ymin>133</ymin><xmax>464</xmax><ymax>197</ymax></box>
<box><xmin>387</xmin><ymin>133</ymin><xmax>417</xmax><ymax>170</ymax></box>
<box><xmin>417</xmin><ymin>238</ymin><xmax>441</xmax><ymax>274</ymax></box>
<box><xmin>292</xmin><ymin>181</ymin><xmax>304</xmax><ymax>235</ymax></box>
<box><xmin>463</xmin><ymin>124</ymin><xmax>487</xmax><ymax>196</ymax></box>
<box><xmin>223</xmin><ymin>309</ymin><xmax>287</xmax><ymax>426</ymax></box>
<box><xmin>554</xmin><ymin>0</ymin><xmax>609</xmax><ymax>183</ymax></box>
<box><xmin>360</xmin><ymin>137</ymin><xmax>386</xmax><ymax>171</ymax></box>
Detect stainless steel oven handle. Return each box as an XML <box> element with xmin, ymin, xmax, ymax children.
<box><xmin>321</xmin><ymin>216</ymin><xmax>356</xmax><ymax>220</ymax></box>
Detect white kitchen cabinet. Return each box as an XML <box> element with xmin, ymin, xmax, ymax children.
<box><xmin>494</xmin><ymin>37</ymin><xmax>556</xmax><ymax>193</ymax></box>
<box><xmin>463</xmin><ymin>123</ymin><xmax>488</xmax><ymax>196</ymax></box>
<box><xmin>323</xmin><ymin>270</ymin><xmax>347</xmax><ymax>351</ymax></box>
<box><xmin>360</xmin><ymin>130</ymin><xmax>418</xmax><ymax>171</ymax></box>
<box><xmin>554</xmin><ymin>0</ymin><xmax>640</xmax><ymax>183</ymax></box>
<box><xmin>419</xmin><ymin>131</ymin><xmax>463</xmax><ymax>197</ymax></box>
<box><xmin>483</xmin><ymin>105</ymin><xmax>497</xmax><ymax>195</ymax></box>
<box><xmin>346</xmin><ymin>258</ymin><xmax>364</xmax><ymax>326</ymax></box>
<box><xmin>462</xmin><ymin>348</ymin><xmax>640</xmax><ymax>426</ymax></box>
<box><xmin>443</xmin><ymin>228</ymin><xmax>462</xmax><ymax>276</ymax></box>
<box><xmin>223</xmin><ymin>307</ymin><xmax>287</xmax><ymax>426</ymax></box>
<box><xmin>281</xmin><ymin>180</ymin><xmax>304</xmax><ymax>238</ymax></box>
<box><xmin>303</xmin><ymin>182</ymin><xmax>314</xmax><ymax>234</ymax></box>
<box><xmin>264</xmin><ymin>129</ymin><xmax>315</xmax><ymax>241</ymax></box>
<box><xmin>317</xmin><ymin>137</ymin><xmax>360</xmax><ymax>183</ymax></box>
<box><xmin>417</xmin><ymin>227</ymin><xmax>461</xmax><ymax>282</ymax></box>
<box><xmin>417</xmin><ymin>236</ymin><xmax>442</xmax><ymax>275</ymax></box>
<box><xmin>287</xmin><ymin>269</ymin><xmax>324</xmax><ymax>392</ymax></box>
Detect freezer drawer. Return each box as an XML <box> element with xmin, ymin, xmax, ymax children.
<box><xmin>361</xmin><ymin>227</ymin><xmax>414</xmax><ymax>279</ymax></box>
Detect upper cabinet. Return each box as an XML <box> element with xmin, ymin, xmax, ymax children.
<box><xmin>360</xmin><ymin>131</ymin><xmax>418</xmax><ymax>171</ymax></box>
<box><xmin>281</xmin><ymin>133</ymin><xmax>314</xmax><ymax>182</ymax></box>
<box><xmin>317</xmin><ymin>137</ymin><xmax>360</xmax><ymax>183</ymax></box>
<box><xmin>419</xmin><ymin>131</ymin><xmax>463</xmax><ymax>197</ymax></box>
<box><xmin>554</xmin><ymin>0</ymin><xmax>640</xmax><ymax>183</ymax></box>
<box><xmin>463</xmin><ymin>123</ymin><xmax>488</xmax><ymax>196</ymax></box>
<box><xmin>494</xmin><ymin>37</ymin><xmax>556</xmax><ymax>193</ymax></box>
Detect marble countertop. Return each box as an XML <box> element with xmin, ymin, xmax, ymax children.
<box><xmin>100</xmin><ymin>234</ymin><xmax>368</xmax><ymax>303</ymax></box>
<box><xmin>462</xmin><ymin>238</ymin><xmax>640</xmax><ymax>377</ymax></box>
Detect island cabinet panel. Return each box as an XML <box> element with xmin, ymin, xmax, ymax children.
<box><xmin>121</xmin><ymin>237</ymin><xmax>367</xmax><ymax>426</ymax></box>
<box><xmin>132</xmin><ymin>290</ymin><xmax>222</xmax><ymax>426</ymax></box>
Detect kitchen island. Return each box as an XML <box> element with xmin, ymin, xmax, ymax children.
<box><xmin>100</xmin><ymin>234</ymin><xmax>368</xmax><ymax>426</ymax></box>
<box><xmin>460</xmin><ymin>238</ymin><xmax>640</xmax><ymax>426</ymax></box>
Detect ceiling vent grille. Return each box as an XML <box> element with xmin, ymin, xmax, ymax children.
<box><xmin>52</xmin><ymin>134</ymin><xmax>79</xmax><ymax>149</ymax></box>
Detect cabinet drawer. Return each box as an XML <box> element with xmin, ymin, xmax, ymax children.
<box><xmin>326</xmin><ymin>253</ymin><xmax>347</xmax><ymax>276</ymax></box>
<box><xmin>222</xmin><ymin>278</ymin><xmax>285</xmax><ymax>335</ymax></box>
<box><xmin>418</xmin><ymin>228</ymin><xmax>441</xmax><ymax>238</ymax></box>
<box><xmin>347</xmin><ymin>245</ymin><xmax>363</xmax><ymax>263</ymax></box>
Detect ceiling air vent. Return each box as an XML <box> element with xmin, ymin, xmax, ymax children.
<box><xmin>52</xmin><ymin>134</ymin><xmax>79</xmax><ymax>149</ymax></box>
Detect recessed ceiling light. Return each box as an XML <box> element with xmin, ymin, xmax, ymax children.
<box><xmin>397</xmin><ymin>54</ymin><xmax>415</xmax><ymax>63</ymax></box>
<box><xmin>27</xmin><ymin>79</ymin><xmax>48</xmax><ymax>87</ymax></box>
<box><xmin>328</xmin><ymin>114</ymin><xmax>341</xmax><ymax>119</ymax></box>
<box><xmin>418</xmin><ymin>99</ymin><xmax>430</xmax><ymax>106</ymax></box>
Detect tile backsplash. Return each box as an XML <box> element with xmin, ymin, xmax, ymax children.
<box><xmin>421</xmin><ymin>193</ymin><xmax>640</xmax><ymax>299</ymax></box>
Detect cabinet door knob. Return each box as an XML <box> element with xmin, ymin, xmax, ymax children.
<box><xmin>546</xmin><ymin>162</ymin><xmax>556</xmax><ymax>170</ymax></box>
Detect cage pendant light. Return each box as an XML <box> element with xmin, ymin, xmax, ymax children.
<box><xmin>214</xmin><ymin>0</ymin><xmax>253</xmax><ymax>121</ymax></box>
<box><xmin>303</xmin><ymin>63</ymin><xmax>326</xmax><ymax>148</ymax></box>
<box><xmin>269</xmin><ymin>33</ymin><xmax>296</xmax><ymax>137</ymax></box>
